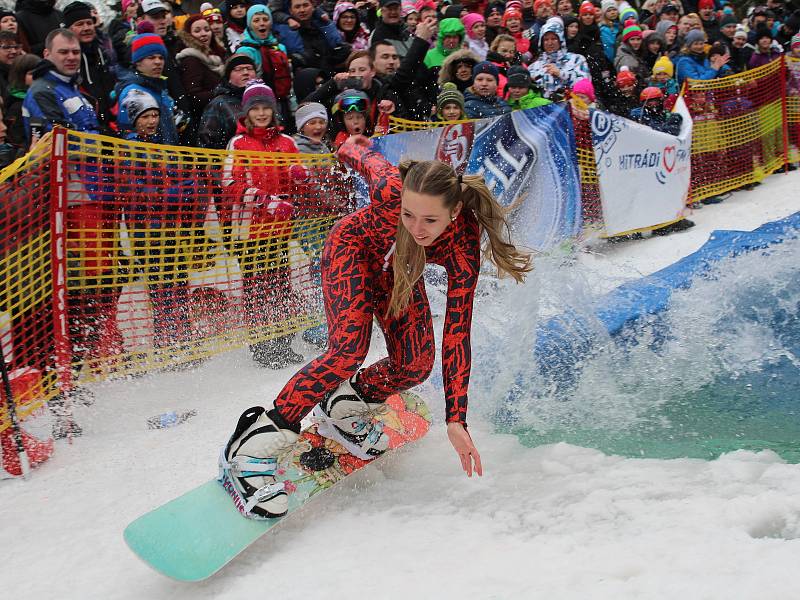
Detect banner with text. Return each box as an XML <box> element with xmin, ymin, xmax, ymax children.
<box><xmin>372</xmin><ymin>104</ymin><xmax>582</xmax><ymax>252</ymax></box>
<box><xmin>591</xmin><ymin>97</ymin><xmax>693</xmax><ymax>236</ymax></box>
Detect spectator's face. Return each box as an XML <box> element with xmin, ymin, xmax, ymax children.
<box><xmin>420</xmin><ymin>8</ymin><xmax>437</xmax><ymax>23</ymax></box>
<box><xmin>472</xmin><ymin>72</ymin><xmax>497</xmax><ymax>96</ymax></box>
<box><xmin>508</xmin><ymin>85</ymin><xmax>528</xmax><ymax>99</ymax></box>
<box><xmin>664</xmin><ymin>26</ymin><xmax>677</xmax><ymax>44</ymax></box>
<box><xmin>542</xmin><ymin>32</ymin><xmax>560</xmax><ymax>52</ymax></box>
<box><xmin>470</xmin><ymin>21</ymin><xmax>486</xmax><ymax>39</ymax></box>
<box><xmin>135</xmin><ymin>108</ymin><xmax>160</xmax><ymax>137</ymax></box>
<box><xmin>136</xmin><ymin>54</ymin><xmax>165</xmax><ymax>77</ymax></box>
<box><xmin>689</xmin><ymin>39</ymin><xmax>705</xmax><ymax>53</ymax></box>
<box><xmin>44</xmin><ymin>34</ymin><xmax>81</xmax><ymax>76</ymax></box>
<box><xmin>338</xmin><ymin>10</ymin><xmax>357</xmax><ymax>32</ymax></box>
<box><xmin>228</xmin><ymin>62</ymin><xmax>256</xmax><ymax>87</ymax></box>
<box><xmin>248</xmin><ymin>104</ymin><xmax>274</xmax><ymax>128</ymax></box>
<box><xmin>580</xmin><ymin>12</ymin><xmax>594</xmax><ymax>26</ymax></box>
<box><xmin>557</xmin><ymin>0</ymin><xmax>573</xmax><ymax>16</ymax></box>
<box><xmin>372</xmin><ymin>43</ymin><xmax>399</xmax><ymax>75</ymax></box>
<box><xmin>230</xmin><ymin>3</ymin><xmax>247</xmax><ymax>18</ymax></box>
<box><xmin>70</xmin><ymin>17</ymin><xmax>97</xmax><ymax>44</ymax></box>
<box><xmin>566</xmin><ymin>22</ymin><xmax>579</xmax><ymax>38</ymax></box>
<box><xmin>699</xmin><ymin>7</ymin><xmax>713</xmax><ymax>20</ymax></box>
<box><xmin>125</xmin><ymin>1</ymin><xmax>139</xmax><ymax>18</ymax></box>
<box><xmin>190</xmin><ymin>19</ymin><xmax>213</xmax><ymax>47</ymax></box>
<box><xmin>405</xmin><ymin>12</ymin><xmax>419</xmax><ymax>32</ymax></box>
<box><xmin>496</xmin><ymin>40</ymin><xmax>515</xmax><ymax>59</ymax></box>
<box><xmin>505</xmin><ymin>17</ymin><xmax>521</xmax><ymax>33</ymax></box>
<box><xmin>440</xmin><ymin>102</ymin><xmax>462</xmax><ymax>120</ymax></box>
<box><xmin>646</xmin><ymin>39</ymin><xmax>661</xmax><ymax>54</ymax></box>
<box><xmin>144</xmin><ymin>11</ymin><xmax>169</xmax><ymax>36</ymax></box>
<box><xmin>301</xmin><ymin>117</ymin><xmax>327</xmax><ymax>141</ymax></box>
<box><xmin>537</xmin><ymin>4</ymin><xmax>554</xmax><ymax>18</ymax></box>
<box><xmin>720</xmin><ymin>23</ymin><xmax>735</xmax><ymax>38</ymax></box>
<box><xmin>455</xmin><ymin>61</ymin><xmax>472</xmax><ymax>81</ymax></box>
<box><xmin>348</xmin><ymin>56</ymin><xmax>375</xmax><ymax>89</ymax></box>
<box><xmin>677</xmin><ymin>15</ymin><xmax>691</xmax><ymax>33</ymax></box>
<box><xmin>0</xmin><ymin>39</ymin><xmax>20</xmax><ymax>65</ymax></box>
<box><xmin>209</xmin><ymin>18</ymin><xmax>224</xmax><ymax>36</ymax></box>
<box><xmin>442</xmin><ymin>34</ymin><xmax>461</xmax><ymax>50</ymax></box>
<box><xmin>343</xmin><ymin>111</ymin><xmax>366</xmax><ymax>134</ymax></box>
<box><xmin>627</xmin><ymin>36</ymin><xmax>642</xmax><ymax>50</ymax></box>
<box><xmin>619</xmin><ymin>82</ymin><xmax>635</xmax><ymax>96</ymax></box>
<box><xmin>605</xmin><ymin>7</ymin><xmax>618</xmax><ymax>21</ymax></box>
<box><xmin>732</xmin><ymin>34</ymin><xmax>746</xmax><ymax>48</ymax></box>
<box><xmin>752</xmin><ymin>15</ymin><xmax>766</xmax><ymax>28</ymax></box>
<box><xmin>757</xmin><ymin>36</ymin><xmax>772</xmax><ymax>51</ymax></box>
<box><xmin>0</xmin><ymin>15</ymin><xmax>17</xmax><ymax>33</ymax></box>
<box><xmin>290</xmin><ymin>0</ymin><xmax>314</xmax><ymax>22</ymax></box>
<box><xmin>653</xmin><ymin>71</ymin><xmax>669</xmax><ymax>83</ymax></box>
<box><xmin>250</xmin><ymin>13</ymin><xmax>272</xmax><ymax>39</ymax></box>
<box><xmin>486</xmin><ymin>9</ymin><xmax>502</xmax><ymax>27</ymax></box>
<box><xmin>382</xmin><ymin>3</ymin><xmax>402</xmax><ymax>25</ymax></box>
<box><xmin>522</xmin><ymin>0</ymin><xmax>534</xmax><ymax>8</ymax></box>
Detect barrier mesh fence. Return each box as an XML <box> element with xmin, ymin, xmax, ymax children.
<box><xmin>787</xmin><ymin>57</ymin><xmax>800</xmax><ymax>164</ymax></box>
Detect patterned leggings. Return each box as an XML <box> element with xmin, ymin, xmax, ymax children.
<box><xmin>273</xmin><ymin>216</ymin><xmax>435</xmax><ymax>424</ymax></box>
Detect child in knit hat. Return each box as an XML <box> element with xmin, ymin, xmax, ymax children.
<box><xmin>569</xmin><ymin>77</ymin><xmax>595</xmax><ymax>120</ymax></box>
<box><xmin>435</xmin><ymin>82</ymin><xmax>466</xmax><ymax>121</ymax></box>
<box><xmin>331</xmin><ymin>89</ymin><xmax>371</xmax><ymax>149</ymax></box>
<box><xmin>504</xmin><ymin>66</ymin><xmax>551</xmax><ymax>110</ymax></box>
<box><xmin>293</xmin><ymin>102</ymin><xmax>331</xmax><ymax>154</ymax></box>
<box><xmin>649</xmin><ymin>55</ymin><xmax>678</xmax><ymax>100</ymax></box>
<box><xmin>121</xmin><ymin>88</ymin><xmax>161</xmax><ymax>142</ymax></box>
<box><xmin>791</xmin><ymin>33</ymin><xmax>800</xmax><ymax>59</ymax></box>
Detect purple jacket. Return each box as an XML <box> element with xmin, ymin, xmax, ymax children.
<box><xmin>748</xmin><ymin>50</ymin><xmax>782</xmax><ymax>69</ymax></box>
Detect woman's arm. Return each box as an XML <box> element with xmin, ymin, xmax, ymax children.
<box><xmin>336</xmin><ymin>135</ymin><xmax>402</xmax><ymax>210</ymax></box>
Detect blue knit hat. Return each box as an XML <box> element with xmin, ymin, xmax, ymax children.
<box><xmin>472</xmin><ymin>61</ymin><xmax>499</xmax><ymax>82</ymax></box>
<box><xmin>131</xmin><ymin>33</ymin><xmax>167</xmax><ymax>64</ymax></box>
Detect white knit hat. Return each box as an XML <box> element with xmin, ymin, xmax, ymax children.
<box><xmin>734</xmin><ymin>24</ymin><xmax>748</xmax><ymax>39</ymax></box>
<box><xmin>601</xmin><ymin>0</ymin><xmax>617</xmax><ymax>14</ymax></box>
<box><xmin>295</xmin><ymin>102</ymin><xmax>328</xmax><ymax>131</ymax></box>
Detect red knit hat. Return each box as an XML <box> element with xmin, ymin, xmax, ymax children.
<box><xmin>698</xmin><ymin>0</ymin><xmax>714</xmax><ymax>9</ymax></box>
<box><xmin>622</xmin><ymin>24</ymin><xmax>643</xmax><ymax>43</ymax></box>
<box><xmin>579</xmin><ymin>1</ymin><xmax>596</xmax><ymax>16</ymax></box>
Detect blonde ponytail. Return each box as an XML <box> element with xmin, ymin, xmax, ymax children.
<box><xmin>387</xmin><ymin>160</ymin><xmax>532</xmax><ymax>317</ymax></box>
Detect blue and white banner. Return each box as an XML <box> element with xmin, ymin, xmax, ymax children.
<box><xmin>591</xmin><ymin>97</ymin><xmax>693</xmax><ymax>236</ymax></box>
<box><xmin>371</xmin><ymin>104</ymin><xmax>582</xmax><ymax>252</ymax></box>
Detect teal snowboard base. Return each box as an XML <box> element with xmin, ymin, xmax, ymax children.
<box><xmin>124</xmin><ymin>392</ymin><xmax>430</xmax><ymax>581</ymax></box>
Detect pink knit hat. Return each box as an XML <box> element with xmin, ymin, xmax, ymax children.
<box><xmin>461</xmin><ymin>13</ymin><xmax>485</xmax><ymax>39</ymax></box>
<box><xmin>572</xmin><ymin>78</ymin><xmax>596</xmax><ymax>103</ymax></box>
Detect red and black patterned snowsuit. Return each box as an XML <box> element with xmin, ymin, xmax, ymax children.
<box><xmin>273</xmin><ymin>143</ymin><xmax>481</xmax><ymax>426</ymax></box>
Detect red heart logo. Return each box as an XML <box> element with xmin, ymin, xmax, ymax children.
<box><xmin>663</xmin><ymin>145</ymin><xmax>676</xmax><ymax>173</ymax></box>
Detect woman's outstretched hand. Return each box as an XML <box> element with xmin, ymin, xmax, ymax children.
<box><xmin>447</xmin><ymin>422</ymin><xmax>483</xmax><ymax>477</ymax></box>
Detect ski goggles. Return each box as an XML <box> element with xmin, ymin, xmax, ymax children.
<box><xmin>334</xmin><ymin>96</ymin><xmax>368</xmax><ymax>114</ymax></box>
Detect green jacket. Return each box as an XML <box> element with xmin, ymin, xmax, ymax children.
<box><xmin>424</xmin><ymin>18</ymin><xmax>466</xmax><ymax>69</ymax></box>
<box><xmin>507</xmin><ymin>90</ymin><xmax>552</xmax><ymax>111</ymax></box>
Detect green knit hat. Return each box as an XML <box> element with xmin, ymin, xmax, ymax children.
<box><xmin>437</xmin><ymin>82</ymin><xmax>465</xmax><ymax>114</ymax></box>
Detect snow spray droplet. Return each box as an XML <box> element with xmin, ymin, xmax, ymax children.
<box><xmin>147</xmin><ymin>410</ymin><xmax>198</xmax><ymax>430</ymax></box>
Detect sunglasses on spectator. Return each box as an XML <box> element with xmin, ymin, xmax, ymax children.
<box><xmin>0</xmin><ymin>44</ymin><xmax>21</xmax><ymax>50</ymax></box>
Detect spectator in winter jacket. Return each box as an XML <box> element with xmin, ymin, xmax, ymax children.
<box><xmin>729</xmin><ymin>25</ymin><xmax>750</xmax><ymax>72</ymax></box>
<box><xmin>293</xmin><ymin>101</ymin><xmax>330</xmax><ymax>153</ymax></box>
<box><xmin>505</xmin><ymin>64</ymin><xmax>551</xmax><ymax>109</ymax></box>
<box><xmin>569</xmin><ymin>77</ymin><xmax>596</xmax><ymax>120</ymax></box>
<box><xmin>674</xmin><ymin>29</ymin><xmax>731</xmax><ymax>84</ymax></box>
<box><xmin>63</xmin><ymin>2</ymin><xmax>117</xmax><ymax>132</ymax></box>
<box><xmin>0</xmin><ymin>31</ymin><xmax>19</xmax><ymax>104</ymax></box>
<box><xmin>424</xmin><ymin>18</ymin><xmax>467</xmax><ymax>76</ymax></box>
<box><xmin>273</xmin><ymin>0</ymin><xmax>350</xmax><ymax>74</ymax></box>
<box><xmin>697</xmin><ymin>0</ymin><xmax>720</xmax><ymax>43</ymax></box>
<box><xmin>525</xmin><ymin>0</ymin><xmax>555</xmax><ymax>50</ymax></box>
<box><xmin>630</xmin><ymin>85</ymin><xmax>683</xmax><ymax>135</ymax></box>
<box><xmin>108</xmin><ymin>0</ymin><xmax>138</xmax><ymax>67</ymax></box>
<box><xmin>4</xmin><ymin>53</ymin><xmax>38</xmax><ymax>150</ymax></box>
<box><xmin>462</xmin><ymin>12</ymin><xmax>489</xmax><ymax>60</ymax></box>
<box><xmin>14</xmin><ymin>0</ymin><xmax>63</xmax><ymax>56</ymax></box>
<box><xmin>197</xmin><ymin>53</ymin><xmax>256</xmax><ymax>149</ymax></box>
<box><xmin>438</xmin><ymin>49</ymin><xmax>479</xmax><ymax>94</ymax></box>
<box><xmin>502</xmin><ymin>8</ymin><xmax>531</xmax><ymax>59</ymax></box>
<box><xmin>223</xmin><ymin>80</ymin><xmax>305</xmax><ymax>370</ymax></box>
<box><xmin>235</xmin><ymin>5</ymin><xmax>294</xmax><ymax>128</ymax></box>
<box><xmin>223</xmin><ymin>0</ymin><xmax>249</xmax><ymax>51</ymax></box>
<box><xmin>463</xmin><ymin>61</ymin><xmax>511</xmax><ymax>118</ymax></box>
<box><xmin>484</xmin><ymin>1</ymin><xmax>505</xmax><ymax>46</ymax></box>
<box><xmin>614</xmin><ymin>24</ymin><xmax>644</xmax><ymax>77</ymax></box>
<box><xmin>434</xmin><ymin>82</ymin><xmax>466</xmax><ymax>120</ymax></box>
<box><xmin>656</xmin><ymin>19</ymin><xmax>681</xmax><ymax>57</ymax></box>
<box><xmin>528</xmin><ymin>17</ymin><xmax>590</xmax><ymax>100</ymax></box>
<box><xmin>370</xmin><ymin>0</ymin><xmax>414</xmax><ymax>59</ymax></box>
<box><xmin>606</xmin><ymin>67</ymin><xmax>639</xmax><ymax>117</ymax></box>
<box><xmin>23</xmin><ymin>29</ymin><xmax>99</xmax><ymax>145</ymax></box>
<box><xmin>599</xmin><ymin>0</ymin><xmax>621</xmax><ymax>63</ymax></box>
<box><xmin>748</xmin><ymin>27</ymin><xmax>783</xmax><ymax>69</ymax></box>
<box><xmin>115</xmin><ymin>32</ymin><xmax>179</xmax><ymax>144</ymax></box>
<box><xmin>176</xmin><ymin>14</ymin><xmax>226</xmax><ymax>144</ymax></box>
<box><xmin>334</xmin><ymin>2</ymin><xmax>370</xmax><ymax>51</ymax></box>
<box><xmin>649</xmin><ymin>54</ymin><xmax>678</xmax><ymax>106</ymax></box>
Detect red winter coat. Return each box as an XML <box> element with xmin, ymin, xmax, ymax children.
<box><xmin>222</xmin><ymin>119</ymin><xmax>300</xmax><ymax>240</ymax></box>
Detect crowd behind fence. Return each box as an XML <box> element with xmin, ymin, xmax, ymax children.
<box><xmin>0</xmin><ymin>56</ymin><xmax>798</xmax><ymax>442</ymax></box>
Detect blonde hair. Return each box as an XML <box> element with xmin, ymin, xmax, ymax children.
<box><xmin>490</xmin><ymin>33</ymin><xmax>516</xmax><ymax>53</ymax></box>
<box><xmin>387</xmin><ymin>160</ymin><xmax>532</xmax><ymax>317</ymax></box>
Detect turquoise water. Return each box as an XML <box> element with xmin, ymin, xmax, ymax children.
<box><xmin>476</xmin><ymin>237</ymin><xmax>800</xmax><ymax>462</ymax></box>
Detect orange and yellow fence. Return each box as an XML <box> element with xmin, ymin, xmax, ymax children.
<box><xmin>1</xmin><ymin>56</ymin><xmax>798</xmax><ymax>437</ymax></box>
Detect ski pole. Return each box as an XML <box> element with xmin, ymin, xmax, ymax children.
<box><xmin>0</xmin><ymin>344</ymin><xmax>31</xmax><ymax>479</ymax></box>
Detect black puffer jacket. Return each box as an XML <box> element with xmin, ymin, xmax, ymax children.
<box><xmin>14</xmin><ymin>0</ymin><xmax>62</xmax><ymax>56</ymax></box>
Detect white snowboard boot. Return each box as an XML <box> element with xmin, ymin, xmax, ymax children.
<box><xmin>310</xmin><ymin>376</ymin><xmax>389</xmax><ymax>460</ymax></box>
<box><xmin>219</xmin><ymin>406</ymin><xmax>298</xmax><ymax>519</ymax></box>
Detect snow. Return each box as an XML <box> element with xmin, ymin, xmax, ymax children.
<box><xmin>2</xmin><ymin>172</ymin><xmax>800</xmax><ymax>599</ymax></box>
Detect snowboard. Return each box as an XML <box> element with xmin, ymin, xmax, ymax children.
<box><xmin>123</xmin><ymin>391</ymin><xmax>431</xmax><ymax>581</ymax></box>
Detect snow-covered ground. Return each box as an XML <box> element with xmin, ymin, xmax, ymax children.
<box><xmin>2</xmin><ymin>172</ymin><xmax>800</xmax><ymax>599</ymax></box>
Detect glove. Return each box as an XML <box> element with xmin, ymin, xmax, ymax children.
<box><xmin>289</xmin><ymin>164</ymin><xmax>308</xmax><ymax>182</ymax></box>
<box><xmin>265</xmin><ymin>195</ymin><xmax>293</xmax><ymax>221</ymax></box>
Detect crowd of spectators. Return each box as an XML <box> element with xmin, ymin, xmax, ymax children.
<box><xmin>0</xmin><ymin>0</ymin><xmax>796</xmax><ymax>167</ymax></box>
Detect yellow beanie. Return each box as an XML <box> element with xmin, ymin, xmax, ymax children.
<box><xmin>653</xmin><ymin>55</ymin><xmax>674</xmax><ymax>77</ymax></box>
